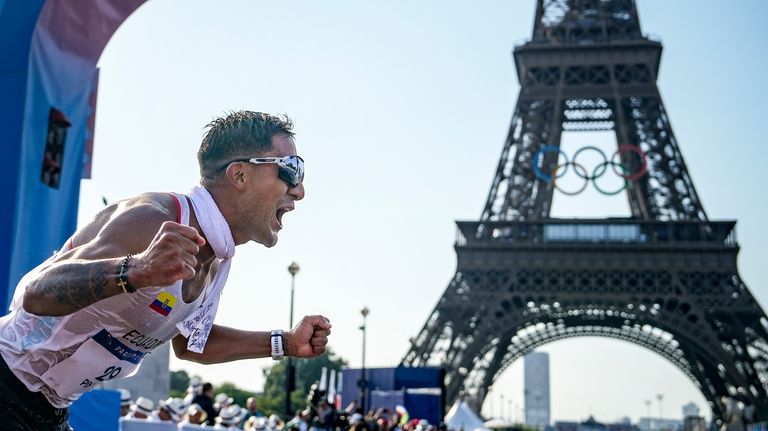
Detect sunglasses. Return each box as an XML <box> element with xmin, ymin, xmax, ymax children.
<box><xmin>233</xmin><ymin>155</ymin><xmax>305</xmax><ymax>187</ymax></box>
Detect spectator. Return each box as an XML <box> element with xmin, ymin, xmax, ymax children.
<box><xmin>240</xmin><ymin>396</ymin><xmax>264</xmax><ymax>427</ymax></box>
<box><xmin>349</xmin><ymin>413</ymin><xmax>365</xmax><ymax>428</ymax></box>
<box><xmin>193</xmin><ymin>382</ymin><xmax>217</xmax><ymax>426</ymax></box>
<box><xmin>286</xmin><ymin>410</ymin><xmax>306</xmax><ymax>431</ymax></box>
<box><xmin>267</xmin><ymin>413</ymin><xmax>285</xmax><ymax>431</ymax></box>
<box><xmin>157</xmin><ymin>397</ymin><xmax>187</xmax><ymax>422</ymax></box>
<box><xmin>185</xmin><ymin>376</ymin><xmax>204</xmax><ymax>405</ymax></box>
<box><xmin>415</xmin><ymin>419</ymin><xmax>432</xmax><ymax>431</ymax></box>
<box><xmin>247</xmin><ymin>416</ymin><xmax>268</xmax><ymax>431</ymax></box>
<box><xmin>118</xmin><ymin>389</ymin><xmax>132</xmax><ymax>417</ymax></box>
<box><xmin>214</xmin><ymin>392</ymin><xmax>234</xmax><ymax>414</ymax></box>
<box><xmin>180</xmin><ymin>403</ymin><xmax>208</xmax><ymax>426</ymax></box>
<box><xmin>214</xmin><ymin>404</ymin><xmax>242</xmax><ymax>429</ymax></box>
<box><xmin>127</xmin><ymin>397</ymin><xmax>155</xmax><ymax>420</ymax></box>
<box><xmin>317</xmin><ymin>399</ymin><xmax>335</xmax><ymax>426</ymax></box>
<box><xmin>376</xmin><ymin>417</ymin><xmax>389</xmax><ymax>431</ymax></box>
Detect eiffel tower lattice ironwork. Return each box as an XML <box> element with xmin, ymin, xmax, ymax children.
<box><xmin>401</xmin><ymin>0</ymin><xmax>768</xmax><ymax>423</ymax></box>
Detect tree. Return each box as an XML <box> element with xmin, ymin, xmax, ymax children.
<box><xmin>217</xmin><ymin>382</ymin><xmax>258</xmax><ymax>408</ymax></box>
<box><xmin>170</xmin><ymin>369</ymin><xmax>191</xmax><ymax>398</ymax></box>
<box><xmin>258</xmin><ymin>347</ymin><xmax>347</xmax><ymax>418</ymax></box>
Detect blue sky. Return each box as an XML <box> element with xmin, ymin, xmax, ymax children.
<box><xmin>82</xmin><ymin>0</ymin><xmax>768</xmax><ymax>423</ymax></box>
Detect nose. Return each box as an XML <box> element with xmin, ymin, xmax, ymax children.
<box><xmin>289</xmin><ymin>182</ymin><xmax>305</xmax><ymax>200</ymax></box>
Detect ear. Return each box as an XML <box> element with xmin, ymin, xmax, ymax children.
<box><xmin>224</xmin><ymin>162</ymin><xmax>248</xmax><ymax>191</ymax></box>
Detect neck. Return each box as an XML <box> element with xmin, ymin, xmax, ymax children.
<box><xmin>199</xmin><ymin>181</ymin><xmax>247</xmax><ymax>246</ymax></box>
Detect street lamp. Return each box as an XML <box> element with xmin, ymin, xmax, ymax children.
<box><xmin>656</xmin><ymin>393</ymin><xmax>664</xmax><ymax>420</ymax></box>
<box><xmin>288</xmin><ymin>262</ymin><xmax>299</xmax><ymax>328</ymax></box>
<box><xmin>285</xmin><ymin>261</ymin><xmax>300</xmax><ymax>417</ymax></box>
<box><xmin>359</xmin><ymin>306</ymin><xmax>370</xmax><ymax>413</ymax></box>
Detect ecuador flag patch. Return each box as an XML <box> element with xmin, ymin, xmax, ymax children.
<box><xmin>149</xmin><ymin>292</ymin><xmax>176</xmax><ymax>316</ymax></box>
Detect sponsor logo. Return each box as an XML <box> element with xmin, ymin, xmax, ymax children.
<box><xmin>93</xmin><ymin>329</ymin><xmax>145</xmax><ymax>364</ymax></box>
<box><xmin>149</xmin><ymin>292</ymin><xmax>176</xmax><ymax>316</ymax></box>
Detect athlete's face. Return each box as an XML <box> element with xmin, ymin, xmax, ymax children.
<box><xmin>242</xmin><ymin>134</ymin><xmax>305</xmax><ymax>247</ymax></box>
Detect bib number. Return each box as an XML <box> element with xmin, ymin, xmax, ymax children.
<box><xmin>95</xmin><ymin>366</ymin><xmax>122</xmax><ymax>382</ymax></box>
<box><xmin>41</xmin><ymin>329</ymin><xmax>145</xmax><ymax>398</ymax></box>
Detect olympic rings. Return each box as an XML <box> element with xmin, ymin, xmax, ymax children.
<box><xmin>592</xmin><ymin>161</ymin><xmax>629</xmax><ymax>196</ymax></box>
<box><xmin>572</xmin><ymin>146</ymin><xmax>608</xmax><ymax>180</ymax></box>
<box><xmin>532</xmin><ymin>145</ymin><xmax>569</xmax><ymax>182</ymax></box>
<box><xmin>552</xmin><ymin>162</ymin><xmax>589</xmax><ymax>195</ymax></box>
<box><xmin>531</xmin><ymin>144</ymin><xmax>648</xmax><ymax>195</ymax></box>
<box><xmin>611</xmin><ymin>144</ymin><xmax>648</xmax><ymax>181</ymax></box>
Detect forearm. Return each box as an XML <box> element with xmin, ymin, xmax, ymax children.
<box><xmin>23</xmin><ymin>258</ymin><xmax>125</xmax><ymax>317</ymax></box>
<box><xmin>174</xmin><ymin>315</ymin><xmax>331</xmax><ymax>364</ymax></box>
<box><xmin>172</xmin><ymin>325</ymin><xmax>294</xmax><ymax>364</ymax></box>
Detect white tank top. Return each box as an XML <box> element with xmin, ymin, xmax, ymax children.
<box><xmin>0</xmin><ymin>193</ymin><xmax>210</xmax><ymax>408</ymax></box>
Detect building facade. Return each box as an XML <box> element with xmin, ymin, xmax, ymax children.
<box><xmin>524</xmin><ymin>352</ymin><xmax>551</xmax><ymax>429</ymax></box>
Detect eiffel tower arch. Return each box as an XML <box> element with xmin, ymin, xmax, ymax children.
<box><xmin>401</xmin><ymin>0</ymin><xmax>768</xmax><ymax>424</ymax></box>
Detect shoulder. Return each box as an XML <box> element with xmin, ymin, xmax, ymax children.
<box><xmin>68</xmin><ymin>192</ymin><xmax>180</xmax><ymax>257</ymax></box>
<box><xmin>113</xmin><ymin>192</ymin><xmax>180</xmax><ymax>224</ymax></box>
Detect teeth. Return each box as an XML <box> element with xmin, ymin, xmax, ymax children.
<box><xmin>276</xmin><ymin>207</ymin><xmax>292</xmax><ymax>226</ymax></box>
<box><xmin>276</xmin><ymin>208</ymin><xmax>289</xmax><ymax>224</ymax></box>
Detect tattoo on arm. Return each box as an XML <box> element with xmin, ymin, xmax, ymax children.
<box><xmin>27</xmin><ymin>260</ymin><xmax>116</xmax><ymax>312</ymax></box>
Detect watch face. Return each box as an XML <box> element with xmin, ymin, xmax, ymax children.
<box><xmin>271</xmin><ymin>331</ymin><xmax>284</xmax><ymax>360</ymax></box>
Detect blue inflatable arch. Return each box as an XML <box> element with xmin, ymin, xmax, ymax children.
<box><xmin>0</xmin><ymin>0</ymin><xmax>146</xmax><ymax>308</ymax></box>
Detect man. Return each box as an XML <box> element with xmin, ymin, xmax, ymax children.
<box><xmin>125</xmin><ymin>397</ymin><xmax>155</xmax><ymax>420</ymax></box>
<box><xmin>0</xmin><ymin>111</ymin><xmax>332</xmax><ymax>430</ymax></box>
<box><xmin>214</xmin><ymin>392</ymin><xmax>233</xmax><ymax>414</ymax></box>
<box><xmin>184</xmin><ymin>376</ymin><xmax>203</xmax><ymax>406</ymax></box>
<box><xmin>214</xmin><ymin>404</ymin><xmax>242</xmax><ymax>429</ymax></box>
<box><xmin>192</xmin><ymin>381</ymin><xmax>217</xmax><ymax>426</ymax></box>
<box><xmin>157</xmin><ymin>397</ymin><xmax>187</xmax><ymax>422</ymax></box>
<box><xmin>118</xmin><ymin>388</ymin><xmax>132</xmax><ymax>417</ymax></box>
<box><xmin>240</xmin><ymin>396</ymin><xmax>264</xmax><ymax>428</ymax></box>
<box><xmin>180</xmin><ymin>403</ymin><xmax>208</xmax><ymax>426</ymax></box>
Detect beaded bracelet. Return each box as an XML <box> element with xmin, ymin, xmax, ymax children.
<box><xmin>117</xmin><ymin>254</ymin><xmax>136</xmax><ymax>293</ymax></box>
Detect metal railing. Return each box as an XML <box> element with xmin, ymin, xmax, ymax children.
<box><xmin>455</xmin><ymin>219</ymin><xmax>737</xmax><ymax>247</ymax></box>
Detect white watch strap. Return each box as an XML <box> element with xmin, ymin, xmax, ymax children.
<box><xmin>271</xmin><ymin>329</ymin><xmax>284</xmax><ymax>360</ymax></box>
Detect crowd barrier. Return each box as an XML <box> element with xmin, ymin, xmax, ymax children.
<box><xmin>120</xmin><ymin>419</ymin><xmax>206</xmax><ymax>430</ymax></box>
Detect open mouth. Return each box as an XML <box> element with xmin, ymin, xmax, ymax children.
<box><xmin>276</xmin><ymin>206</ymin><xmax>293</xmax><ymax>228</ymax></box>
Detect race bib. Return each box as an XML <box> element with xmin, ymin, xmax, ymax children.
<box><xmin>40</xmin><ymin>329</ymin><xmax>146</xmax><ymax>398</ymax></box>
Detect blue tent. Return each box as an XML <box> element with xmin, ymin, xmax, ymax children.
<box><xmin>342</xmin><ymin>366</ymin><xmax>446</xmax><ymax>425</ymax></box>
<box><xmin>69</xmin><ymin>389</ymin><xmax>121</xmax><ymax>431</ymax></box>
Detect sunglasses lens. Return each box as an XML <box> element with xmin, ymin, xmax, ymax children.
<box><xmin>278</xmin><ymin>167</ymin><xmax>298</xmax><ymax>186</ymax></box>
<box><xmin>278</xmin><ymin>156</ymin><xmax>304</xmax><ymax>187</ymax></box>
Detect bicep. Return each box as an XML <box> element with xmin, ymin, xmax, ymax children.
<box><xmin>20</xmin><ymin>196</ymin><xmax>177</xmax><ymax>316</ymax></box>
<box><xmin>64</xmin><ymin>196</ymin><xmax>177</xmax><ymax>261</ymax></box>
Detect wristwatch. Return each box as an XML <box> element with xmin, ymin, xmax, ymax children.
<box><xmin>270</xmin><ymin>329</ymin><xmax>284</xmax><ymax>360</ymax></box>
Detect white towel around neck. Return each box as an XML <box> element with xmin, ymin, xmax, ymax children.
<box><xmin>176</xmin><ymin>185</ymin><xmax>236</xmax><ymax>353</ymax></box>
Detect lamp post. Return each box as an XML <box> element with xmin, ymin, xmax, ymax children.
<box><xmin>285</xmin><ymin>262</ymin><xmax>300</xmax><ymax>418</ymax></box>
<box><xmin>656</xmin><ymin>393</ymin><xmax>664</xmax><ymax>420</ymax></box>
<box><xmin>359</xmin><ymin>306</ymin><xmax>370</xmax><ymax>413</ymax></box>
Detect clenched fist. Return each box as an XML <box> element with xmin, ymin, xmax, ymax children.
<box><xmin>131</xmin><ymin>221</ymin><xmax>206</xmax><ymax>288</ymax></box>
<box><xmin>286</xmin><ymin>315</ymin><xmax>332</xmax><ymax>358</ymax></box>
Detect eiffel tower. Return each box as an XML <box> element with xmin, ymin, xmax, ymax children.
<box><xmin>401</xmin><ymin>0</ymin><xmax>768</xmax><ymax>423</ymax></box>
